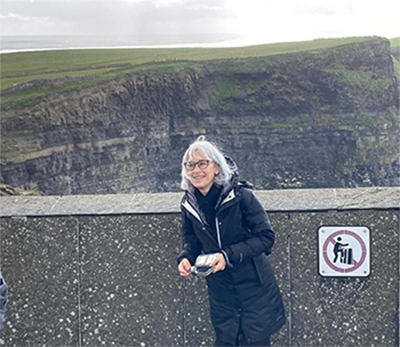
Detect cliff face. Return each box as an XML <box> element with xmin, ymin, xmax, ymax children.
<box><xmin>1</xmin><ymin>38</ymin><xmax>399</xmax><ymax>194</ymax></box>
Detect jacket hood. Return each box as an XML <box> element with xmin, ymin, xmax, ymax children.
<box><xmin>225</xmin><ymin>156</ymin><xmax>253</xmax><ymax>190</ymax></box>
<box><xmin>225</xmin><ymin>156</ymin><xmax>239</xmax><ymax>185</ymax></box>
<box><xmin>214</xmin><ymin>156</ymin><xmax>254</xmax><ymax>207</ymax></box>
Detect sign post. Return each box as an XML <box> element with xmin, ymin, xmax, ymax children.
<box><xmin>318</xmin><ymin>226</ymin><xmax>370</xmax><ymax>277</ymax></box>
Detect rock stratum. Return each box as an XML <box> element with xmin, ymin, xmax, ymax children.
<box><xmin>1</xmin><ymin>37</ymin><xmax>399</xmax><ymax>194</ymax></box>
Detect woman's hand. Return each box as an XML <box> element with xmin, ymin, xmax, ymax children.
<box><xmin>178</xmin><ymin>258</ymin><xmax>192</xmax><ymax>277</ymax></box>
<box><xmin>211</xmin><ymin>253</ymin><xmax>226</xmax><ymax>273</ymax></box>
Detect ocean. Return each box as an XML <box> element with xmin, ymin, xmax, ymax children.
<box><xmin>0</xmin><ymin>34</ymin><xmax>249</xmax><ymax>54</ymax></box>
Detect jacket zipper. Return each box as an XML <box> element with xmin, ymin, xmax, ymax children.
<box><xmin>215</xmin><ymin>217</ymin><xmax>222</xmax><ymax>249</ymax></box>
<box><xmin>214</xmin><ymin>189</ymin><xmax>237</xmax><ymax>250</ymax></box>
<box><xmin>183</xmin><ymin>188</ymin><xmax>238</xmax><ymax>251</ymax></box>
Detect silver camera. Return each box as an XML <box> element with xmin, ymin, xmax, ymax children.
<box><xmin>191</xmin><ymin>253</ymin><xmax>220</xmax><ymax>277</ymax></box>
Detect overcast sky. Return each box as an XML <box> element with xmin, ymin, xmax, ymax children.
<box><xmin>1</xmin><ymin>0</ymin><xmax>399</xmax><ymax>47</ymax></box>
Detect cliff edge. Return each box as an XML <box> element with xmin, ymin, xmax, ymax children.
<box><xmin>1</xmin><ymin>37</ymin><xmax>399</xmax><ymax>194</ymax></box>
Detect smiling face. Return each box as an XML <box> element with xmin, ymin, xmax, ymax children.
<box><xmin>186</xmin><ymin>150</ymin><xmax>219</xmax><ymax>195</ymax></box>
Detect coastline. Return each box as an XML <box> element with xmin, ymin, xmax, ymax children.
<box><xmin>0</xmin><ymin>34</ymin><xmax>255</xmax><ymax>54</ymax></box>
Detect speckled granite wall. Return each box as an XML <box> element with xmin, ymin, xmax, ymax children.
<box><xmin>0</xmin><ymin>188</ymin><xmax>399</xmax><ymax>347</ymax></box>
<box><xmin>287</xmin><ymin>210</ymin><xmax>399</xmax><ymax>347</ymax></box>
<box><xmin>79</xmin><ymin>215</ymin><xmax>183</xmax><ymax>346</ymax></box>
<box><xmin>0</xmin><ymin>217</ymin><xmax>79</xmax><ymax>346</ymax></box>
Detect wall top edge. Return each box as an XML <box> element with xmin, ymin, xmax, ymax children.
<box><xmin>0</xmin><ymin>187</ymin><xmax>398</xmax><ymax>217</ymax></box>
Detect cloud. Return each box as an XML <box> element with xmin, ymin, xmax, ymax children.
<box><xmin>1</xmin><ymin>0</ymin><xmax>230</xmax><ymax>38</ymax></box>
<box><xmin>0</xmin><ymin>12</ymin><xmax>32</xmax><ymax>21</ymax></box>
<box><xmin>0</xmin><ymin>0</ymin><xmax>398</xmax><ymax>44</ymax></box>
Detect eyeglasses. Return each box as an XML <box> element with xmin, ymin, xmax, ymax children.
<box><xmin>184</xmin><ymin>159</ymin><xmax>211</xmax><ymax>171</ymax></box>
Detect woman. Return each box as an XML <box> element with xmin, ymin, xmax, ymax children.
<box><xmin>177</xmin><ymin>136</ymin><xmax>286</xmax><ymax>347</ymax></box>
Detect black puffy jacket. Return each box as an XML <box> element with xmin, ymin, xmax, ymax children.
<box><xmin>178</xmin><ymin>169</ymin><xmax>286</xmax><ymax>344</ymax></box>
<box><xmin>0</xmin><ymin>270</ymin><xmax>8</xmax><ymax>330</ymax></box>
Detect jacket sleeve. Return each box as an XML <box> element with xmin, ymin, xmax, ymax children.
<box><xmin>0</xmin><ymin>271</ymin><xmax>8</xmax><ymax>331</ymax></box>
<box><xmin>177</xmin><ymin>208</ymin><xmax>202</xmax><ymax>265</ymax></box>
<box><xmin>224</xmin><ymin>188</ymin><xmax>275</xmax><ymax>264</ymax></box>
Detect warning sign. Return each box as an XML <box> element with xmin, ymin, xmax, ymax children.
<box><xmin>318</xmin><ymin>226</ymin><xmax>370</xmax><ymax>277</ymax></box>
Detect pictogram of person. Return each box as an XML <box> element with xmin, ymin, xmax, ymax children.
<box><xmin>333</xmin><ymin>237</ymin><xmax>349</xmax><ymax>263</ymax></box>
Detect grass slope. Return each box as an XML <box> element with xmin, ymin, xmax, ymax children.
<box><xmin>390</xmin><ymin>37</ymin><xmax>400</xmax><ymax>80</ymax></box>
<box><xmin>0</xmin><ymin>36</ymin><xmax>389</xmax><ymax>110</ymax></box>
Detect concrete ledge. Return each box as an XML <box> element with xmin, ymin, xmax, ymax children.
<box><xmin>0</xmin><ymin>187</ymin><xmax>398</xmax><ymax>217</ymax></box>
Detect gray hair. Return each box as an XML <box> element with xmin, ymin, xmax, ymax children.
<box><xmin>181</xmin><ymin>135</ymin><xmax>233</xmax><ymax>191</ymax></box>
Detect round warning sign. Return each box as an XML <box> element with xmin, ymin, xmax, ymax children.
<box><xmin>318</xmin><ymin>226</ymin><xmax>370</xmax><ymax>277</ymax></box>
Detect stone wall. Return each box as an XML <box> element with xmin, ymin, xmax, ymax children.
<box><xmin>0</xmin><ymin>187</ymin><xmax>399</xmax><ymax>346</ymax></box>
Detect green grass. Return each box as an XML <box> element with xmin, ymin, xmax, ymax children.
<box><xmin>1</xmin><ymin>37</ymin><xmax>372</xmax><ymax>76</ymax></box>
<box><xmin>393</xmin><ymin>57</ymin><xmax>400</xmax><ymax>77</ymax></box>
<box><xmin>390</xmin><ymin>37</ymin><xmax>400</xmax><ymax>47</ymax></box>
<box><xmin>0</xmin><ymin>36</ymin><xmax>383</xmax><ymax>110</ymax></box>
<box><xmin>0</xmin><ymin>66</ymin><xmax>115</xmax><ymax>90</ymax></box>
<box><xmin>325</xmin><ymin>66</ymin><xmax>393</xmax><ymax>91</ymax></box>
<box><xmin>208</xmin><ymin>76</ymin><xmax>241</xmax><ymax>106</ymax></box>
<box><xmin>0</xmin><ymin>77</ymin><xmax>104</xmax><ymax>111</ymax></box>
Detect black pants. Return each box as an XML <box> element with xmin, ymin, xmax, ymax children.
<box><xmin>215</xmin><ymin>335</ymin><xmax>270</xmax><ymax>347</ymax></box>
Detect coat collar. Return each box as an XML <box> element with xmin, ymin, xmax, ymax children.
<box><xmin>181</xmin><ymin>198</ymin><xmax>202</xmax><ymax>223</ymax></box>
<box><xmin>221</xmin><ymin>188</ymin><xmax>235</xmax><ymax>206</ymax></box>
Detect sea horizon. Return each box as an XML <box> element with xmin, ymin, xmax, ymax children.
<box><xmin>0</xmin><ymin>33</ymin><xmax>267</xmax><ymax>54</ymax></box>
